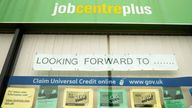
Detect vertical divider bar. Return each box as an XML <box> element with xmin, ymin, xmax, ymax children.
<box><xmin>107</xmin><ymin>34</ymin><xmax>113</xmax><ymax>89</ymax></box>
<box><xmin>0</xmin><ymin>28</ymin><xmax>23</xmax><ymax>105</ymax></box>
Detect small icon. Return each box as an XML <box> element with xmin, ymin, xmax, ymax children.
<box><xmin>119</xmin><ymin>80</ymin><xmax>124</xmax><ymax>86</ymax></box>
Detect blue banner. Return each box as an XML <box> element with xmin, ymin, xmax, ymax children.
<box><xmin>8</xmin><ymin>76</ymin><xmax>192</xmax><ymax>87</ymax></box>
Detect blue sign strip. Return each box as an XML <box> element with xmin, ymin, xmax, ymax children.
<box><xmin>8</xmin><ymin>76</ymin><xmax>192</xmax><ymax>87</ymax></box>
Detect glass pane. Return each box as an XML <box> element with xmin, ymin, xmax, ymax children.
<box><xmin>10</xmin><ymin>34</ymin><xmax>108</xmax><ymax>108</ymax></box>
<box><xmin>110</xmin><ymin>35</ymin><xmax>192</xmax><ymax>107</ymax></box>
<box><xmin>2</xmin><ymin>34</ymin><xmax>192</xmax><ymax>108</ymax></box>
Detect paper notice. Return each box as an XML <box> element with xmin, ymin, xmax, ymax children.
<box><xmin>1</xmin><ymin>87</ymin><xmax>35</xmax><ymax>108</ymax></box>
<box><xmin>63</xmin><ymin>88</ymin><xmax>93</xmax><ymax>108</ymax></box>
<box><xmin>130</xmin><ymin>89</ymin><xmax>162</xmax><ymax>108</ymax></box>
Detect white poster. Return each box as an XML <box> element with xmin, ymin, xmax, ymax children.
<box><xmin>33</xmin><ymin>54</ymin><xmax>178</xmax><ymax>71</ymax></box>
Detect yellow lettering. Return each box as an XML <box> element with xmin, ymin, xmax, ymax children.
<box><xmin>76</xmin><ymin>5</ymin><xmax>83</xmax><ymax>13</ymax></box>
<box><xmin>107</xmin><ymin>5</ymin><xmax>113</xmax><ymax>14</ymax></box>
<box><xmin>114</xmin><ymin>6</ymin><xmax>122</xmax><ymax>14</ymax></box>
<box><xmin>102</xmin><ymin>4</ymin><xmax>107</xmax><ymax>14</ymax></box>
<box><xmin>84</xmin><ymin>5</ymin><xmax>92</xmax><ymax>14</ymax></box>
<box><xmin>93</xmin><ymin>5</ymin><xmax>101</xmax><ymax>14</ymax></box>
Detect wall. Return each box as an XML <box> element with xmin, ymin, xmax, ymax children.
<box><xmin>110</xmin><ymin>35</ymin><xmax>192</xmax><ymax>77</ymax></box>
<box><xmin>13</xmin><ymin>35</ymin><xmax>192</xmax><ymax>77</ymax></box>
<box><xmin>0</xmin><ymin>34</ymin><xmax>13</xmax><ymax>72</ymax></box>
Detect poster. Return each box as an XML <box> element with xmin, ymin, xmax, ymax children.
<box><xmin>97</xmin><ymin>89</ymin><xmax>128</xmax><ymax>108</ymax></box>
<box><xmin>1</xmin><ymin>87</ymin><xmax>35</xmax><ymax>108</ymax></box>
<box><xmin>163</xmin><ymin>87</ymin><xmax>187</xmax><ymax>108</ymax></box>
<box><xmin>130</xmin><ymin>89</ymin><xmax>162</xmax><ymax>108</ymax></box>
<box><xmin>35</xmin><ymin>86</ymin><xmax>58</xmax><ymax>108</ymax></box>
<box><xmin>63</xmin><ymin>88</ymin><xmax>93</xmax><ymax>108</ymax></box>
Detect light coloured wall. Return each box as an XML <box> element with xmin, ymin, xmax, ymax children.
<box><xmin>110</xmin><ymin>36</ymin><xmax>192</xmax><ymax>78</ymax></box>
<box><xmin>14</xmin><ymin>35</ymin><xmax>192</xmax><ymax>77</ymax></box>
<box><xmin>0</xmin><ymin>34</ymin><xmax>13</xmax><ymax>72</ymax></box>
<box><xmin>13</xmin><ymin>34</ymin><xmax>108</xmax><ymax>76</ymax></box>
